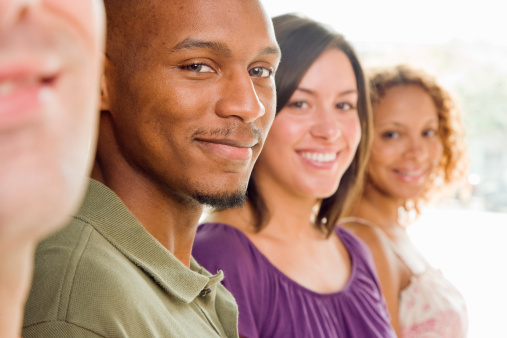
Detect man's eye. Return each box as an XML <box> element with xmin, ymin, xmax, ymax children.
<box><xmin>180</xmin><ymin>63</ymin><xmax>215</xmax><ymax>73</ymax></box>
<box><xmin>249</xmin><ymin>67</ymin><xmax>272</xmax><ymax>78</ymax></box>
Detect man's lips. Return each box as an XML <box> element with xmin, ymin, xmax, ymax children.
<box><xmin>196</xmin><ymin>138</ymin><xmax>257</xmax><ymax>161</ymax></box>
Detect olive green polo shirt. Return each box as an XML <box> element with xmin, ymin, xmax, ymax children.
<box><xmin>22</xmin><ymin>179</ymin><xmax>239</xmax><ymax>337</ymax></box>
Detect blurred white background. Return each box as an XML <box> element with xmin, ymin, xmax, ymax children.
<box><xmin>264</xmin><ymin>1</ymin><xmax>507</xmax><ymax>336</ymax></box>
<box><xmin>264</xmin><ymin>0</ymin><xmax>507</xmax><ymax>45</ymax></box>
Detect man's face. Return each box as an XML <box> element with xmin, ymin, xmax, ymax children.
<box><xmin>102</xmin><ymin>0</ymin><xmax>280</xmax><ymax>208</ymax></box>
<box><xmin>0</xmin><ymin>0</ymin><xmax>105</xmax><ymax>244</ymax></box>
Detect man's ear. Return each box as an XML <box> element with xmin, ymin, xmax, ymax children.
<box><xmin>100</xmin><ymin>56</ymin><xmax>111</xmax><ymax>112</ymax></box>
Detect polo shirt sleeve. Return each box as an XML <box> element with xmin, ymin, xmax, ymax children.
<box><xmin>193</xmin><ymin>223</ymin><xmax>267</xmax><ymax>338</ymax></box>
<box><xmin>23</xmin><ymin>321</ymin><xmax>104</xmax><ymax>337</ymax></box>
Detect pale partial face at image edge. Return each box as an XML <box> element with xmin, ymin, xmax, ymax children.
<box><xmin>368</xmin><ymin>85</ymin><xmax>443</xmax><ymax>200</ymax></box>
<box><xmin>254</xmin><ymin>49</ymin><xmax>361</xmax><ymax>199</ymax></box>
<box><xmin>102</xmin><ymin>0</ymin><xmax>280</xmax><ymax>205</ymax></box>
<box><xmin>0</xmin><ymin>0</ymin><xmax>105</xmax><ymax>246</ymax></box>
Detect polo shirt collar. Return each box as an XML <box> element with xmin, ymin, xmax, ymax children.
<box><xmin>78</xmin><ymin>179</ymin><xmax>222</xmax><ymax>304</ymax></box>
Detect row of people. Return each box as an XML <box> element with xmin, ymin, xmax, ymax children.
<box><xmin>1</xmin><ymin>0</ymin><xmax>468</xmax><ymax>337</ymax></box>
<box><xmin>193</xmin><ymin>15</ymin><xmax>468</xmax><ymax>338</ymax></box>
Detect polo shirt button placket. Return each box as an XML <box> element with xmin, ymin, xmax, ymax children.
<box><xmin>199</xmin><ymin>287</ymin><xmax>212</xmax><ymax>297</ymax></box>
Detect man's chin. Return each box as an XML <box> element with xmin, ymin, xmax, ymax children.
<box><xmin>193</xmin><ymin>190</ymin><xmax>246</xmax><ymax>211</ymax></box>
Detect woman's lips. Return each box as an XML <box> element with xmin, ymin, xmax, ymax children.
<box><xmin>392</xmin><ymin>168</ymin><xmax>428</xmax><ymax>183</ymax></box>
<box><xmin>298</xmin><ymin>150</ymin><xmax>339</xmax><ymax>169</ymax></box>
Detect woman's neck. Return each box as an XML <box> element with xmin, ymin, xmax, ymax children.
<box><xmin>355</xmin><ymin>181</ymin><xmax>404</xmax><ymax>231</ymax></box>
<box><xmin>207</xmin><ymin>180</ymin><xmax>325</xmax><ymax>242</ymax></box>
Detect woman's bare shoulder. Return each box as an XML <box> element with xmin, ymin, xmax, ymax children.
<box><xmin>341</xmin><ymin>220</ymin><xmax>389</xmax><ymax>251</ymax></box>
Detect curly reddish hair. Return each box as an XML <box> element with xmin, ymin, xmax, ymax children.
<box><xmin>368</xmin><ymin>65</ymin><xmax>468</xmax><ymax>209</ymax></box>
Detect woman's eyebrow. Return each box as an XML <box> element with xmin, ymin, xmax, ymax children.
<box><xmin>296</xmin><ymin>87</ymin><xmax>357</xmax><ymax>96</ymax></box>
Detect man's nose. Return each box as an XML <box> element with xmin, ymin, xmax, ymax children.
<box><xmin>215</xmin><ymin>71</ymin><xmax>265</xmax><ymax>124</ymax></box>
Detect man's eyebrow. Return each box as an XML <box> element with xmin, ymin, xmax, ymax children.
<box><xmin>170</xmin><ymin>38</ymin><xmax>281</xmax><ymax>59</ymax></box>
<box><xmin>258</xmin><ymin>46</ymin><xmax>281</xmax><ymax>58</ymax></box>
<box><xmin>170</xmin><ymin>38</ymin><xmax>232</xmax><ymax>57</ymax></box>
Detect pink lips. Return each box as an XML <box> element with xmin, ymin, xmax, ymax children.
<box><xmin>392</xmin><ymin>168</ymin><xmax>427</xmax><ymax>183</ymax></box>
<box><xmin>0</xmin><ymin>58</ymin><xmax>59</xmax><ymax>131</ymax></box>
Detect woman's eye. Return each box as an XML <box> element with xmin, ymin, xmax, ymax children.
<box><xmin>249</xmin><ymin>67</ymin><xmax>272</xmax><ymax>78</ymax></box>
<box><xmin>423</xmin><ymin>129</ymin><xmax>438</xmax><ymax>137</ymax></box>
<box><xmin>336</xmin><ymin>102</ymin><xmax>355</xmax><ymax>111</ymax></box>
<box><xmin>180</xmin><ymin>63</ymin><xmax>215</xmax><ymax>73</ymax></box>
<box><xmin>288</xmin><ymin>101</ymin><xmax>309</xmax><ymax>109</ymax></box>
<box><xmin>382</xmin><ymin>131</ymin><xmax>399</xmax><ymax>139</ymax></box>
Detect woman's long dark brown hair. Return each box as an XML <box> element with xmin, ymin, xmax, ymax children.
<box><xmin>247</xmin><ymin>14</ymin><xmax>373</xmax><ymax>237</ymax></box>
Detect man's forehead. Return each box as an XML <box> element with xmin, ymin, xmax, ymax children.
<box><xmin>146</xmin><ymin>0</ymin><xmax>273</xmax><ymax>39</ymax></box>
<box><xmin>105</xmin><ymin>0</ymin><xmax>279</xmax><ymax>65</ymax></box>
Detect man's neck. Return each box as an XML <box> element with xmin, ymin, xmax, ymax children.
<box><xmin>91</xmin><ymin>170</ymin><xmax>203</xmax><ymax>268</ymax></box>
<box><xmin>0</xmin><ymin>241</ymin><xmax>35</xmax><ymax>338</ymax></box>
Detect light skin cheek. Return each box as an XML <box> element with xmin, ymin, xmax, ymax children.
<box><xmin>260</xmin><ymin>116</ymin><xmax>307</xmax><ymax>170</ymax></box>
<box><xmin>45</xmin><ymin>0</ymin><xmax>105</xmax><ymax>50</ymax></box>
<box><xmin>271</xmin><ymin>114</ymin><xmax>304</xmax><ymax>142</ymax></box>
<box><xmin>337</xmin><ymin>114</ymin><xmax>361</xmax><ymax>147</ymax></box>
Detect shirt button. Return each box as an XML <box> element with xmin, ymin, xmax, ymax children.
<box><xmin>199</xmin><ymin>288</ymin><xmax>212</xmax><ymax>297</ymax></box>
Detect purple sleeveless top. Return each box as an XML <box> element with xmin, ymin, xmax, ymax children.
<box><xmin>193</xmin><ymin>223</ymin><xmax>396</xmax><ymax>338</ymax></box>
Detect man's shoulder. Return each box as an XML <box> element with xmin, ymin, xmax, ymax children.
<box><xmin>24</xmin><ymin>215</ymin><xmax>238</xmax><ymax>338</ymax></box>
<box><xmin>23</xmin><ymin>217</ymin><xmax>157</xmax><ymax>336</ymax></box>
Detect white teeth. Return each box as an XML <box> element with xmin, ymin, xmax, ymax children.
<box><xmin>300</xmin><ymin>152</ymin><xmax>336</xmax><ymax>163</ymax></box>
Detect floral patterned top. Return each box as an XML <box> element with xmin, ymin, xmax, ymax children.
<box><xmin>340</xmin><ymin>217</ymin><xmax>468</xmax><ymax>338</ymax></box>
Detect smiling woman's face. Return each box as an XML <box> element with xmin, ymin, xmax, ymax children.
<box><xmin>367</xmin><ymin>85</ymin><xmax>443</xmax><ymax>201</ymax></box>
<box><xmin>0</xmin><ymin>0</ymin><xmax>105</xmax><ymax>246</ymax></box>
<box><xmin>253</xmin><ymin>49</ymin><xmax>361</xmax><ymax>201</ymax></box>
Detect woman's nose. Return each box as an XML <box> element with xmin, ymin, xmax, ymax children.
<box><xmin>310</xmin><ymin>107</ymin><xmax>342</xmax><ymax>142</ymax></box>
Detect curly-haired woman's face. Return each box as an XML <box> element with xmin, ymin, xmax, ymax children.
<box><xmin>368</xmin><ymin>85</ymin><xmax>443</xmax><ymax>200</ymax></box>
